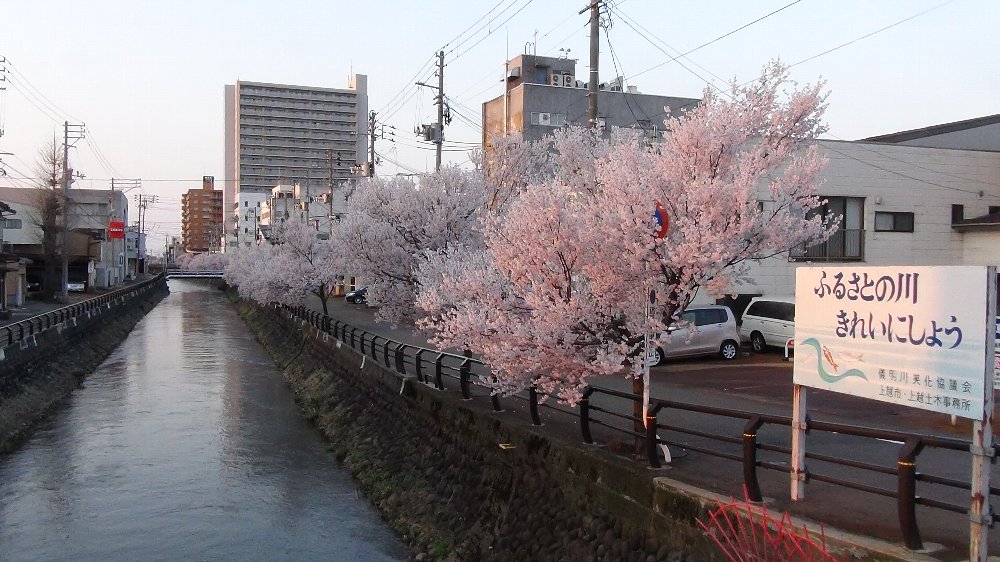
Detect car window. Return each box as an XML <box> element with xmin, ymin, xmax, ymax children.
<box><xmin>694</xmin><ymin>309</ymin><xmax>726</xmax><ymax>326</ymax></box>
<box><xmin>693</xmin><ymin>310</ymin><xmax>711</xmax><ymax>326</ymax></box>
<box><xmin>777</xmin><ymin>302</ymin><xmax>795</xmax><ymax>322</ymax></box>
<box><xmin>750</xmin><ymin>301</ymin><xmax>774</xmax><ymax>319</ymax></box>
<box><xmin>681</xmin><ymin>311</ymin><xmax>696</xmax><ymax>325</ymax></box>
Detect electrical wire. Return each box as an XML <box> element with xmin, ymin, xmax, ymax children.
<box><xmin>443</xmin><ymin>0</ymin><xmax>522</xmax><ymax>57</ymax></box>
<box><xmin>4</xmin><ymin>58</ymin><xmax>84</xmax><ymax>123</ymax></box>
<box><xmin>821</xmin><ymin>142</ymin><xmax>999</xmax><ymax>198</ymax></box>
<box><xmin>790</xmin><ymin>0</ymin><xmax>953</xmax><ymax>69</ymax></box>
<box><xmin>604</xmin><ymin>27</ymin><xmax>651</xmax><ymax>127</ymax></box>
<box><xmin>449</xmin><ymin>0</ymin><xmax>536</xmax><ymax>63</ymax></box>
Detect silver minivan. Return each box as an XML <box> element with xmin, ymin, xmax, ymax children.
<box><xmin>739</xmin><ymin>296</ymin><xmax>795</xmax><ymax>353</ymax></box>
<box><xmin>652</xmin><ymin>305</ymin><xmax>741</xmax><ymax>363</ymax></box>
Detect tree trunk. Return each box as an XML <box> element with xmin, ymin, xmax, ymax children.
<box><xmin>318</xmin><ymin>284</ymin><xmax>329</xmax><ymax>316</ymax></box>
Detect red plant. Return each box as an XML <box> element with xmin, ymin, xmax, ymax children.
<box><xmin>697</xmin><ymin>489</ymin><xmax>837</xmax><ymax>562</ymax></box>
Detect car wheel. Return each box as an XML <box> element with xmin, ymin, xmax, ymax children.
<box><xmin>654</xmin><ymin>347</ymin><xmax>665</xmax><ymax>365</ymax></box>
<box><xmin>720</xmin><ymin>340</ymin><xmax>738</xmax><ymax>360</ymax></box>
<box><xmin>750</xmin><ymin>332</ymin><xmax>767</xmax><ymax>354</ymax></box>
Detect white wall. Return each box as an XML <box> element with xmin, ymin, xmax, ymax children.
<box><xmin>962</xmin><ymin>231</ymin><xmax>1000</xmax><ymax>265</ymax></box>
<box><xmin>738</xmin><ymin>140</ymin><xmax>1000</xmax><ymax>297</ymax></box>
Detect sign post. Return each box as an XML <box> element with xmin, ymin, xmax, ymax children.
<box><xmin>970</xmin><ymin>268</ymin><xmax>996</xmax><ymax>562</ymax></box>
<box><xmin>792</xmin><ymin>266</ymin><xmax>995</xmax><ymax>559</ymax></box>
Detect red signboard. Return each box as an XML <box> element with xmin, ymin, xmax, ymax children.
<box><xmin>109</xmin><ymin>221</ymin><xmax>125</xmax><ymax>239</ymax></box>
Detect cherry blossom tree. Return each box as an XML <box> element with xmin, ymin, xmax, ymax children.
<box><xmin>223</xmin><ymin>216</ymin><xmax>340</xmax><ymax>314</ymax></box>
<box><xmin>181</xmin><ymin>252</ymin><xmax>227</xmax><ymax>271</ymax></box>
<box><xmin>417</xmin><ymin>62</ymin><xmax>835</xmax><ymax>404</ymax></box>
<box><xmin>332</xmin><ymin>165</ymin><xmax>486</xmax><ymax>323</ymax></box>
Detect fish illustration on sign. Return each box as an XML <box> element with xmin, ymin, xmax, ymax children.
<box><xmin>800</xmin><ymin>338</ymin><xmax>867</xmax><ymax>384</ymax></box>
<box><xmin>838</xmin><ymin>350</ymin><xmax>865</xmax><ymax>363</ymax></box>
<box><xmin>822</xmin><ymin>345</ymin><xmax>839</xmax><ymax>373</ymax></box>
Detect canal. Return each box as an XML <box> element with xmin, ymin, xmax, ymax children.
<box><xmin>0</xmin><ymin>280</ymin><xmax>408</xmax><ymax>561</ymax></box>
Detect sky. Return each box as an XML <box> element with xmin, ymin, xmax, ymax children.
<box><xmin>0</xmin><ymin>0</ymin><xmax>996</xmax><ymax>253</ymax></box>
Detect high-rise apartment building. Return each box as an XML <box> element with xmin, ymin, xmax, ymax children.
<box><xmin>482</xmin><ymin>54</ymin><xmax>698</xmax><ymax>145</ymax></box>
<box><xmin>181</xmin><ymin>176</ymin><xmax>224</xmax><ymax>253</ymax></box>
<box><xmin>223</xmin><ymin>76</ymin><xmax>368</xmax><ymax>251</ymax></box>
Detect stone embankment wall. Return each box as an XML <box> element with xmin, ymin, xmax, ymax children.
<box><xmin>237</xmin><ymin>299</ymin><xmax>722</xmax><ymax>562</ymax></box>
<box><xmin>0</xmin><ymin>280</ymin><xmax>169</xmax><ymax>453</ymax></box>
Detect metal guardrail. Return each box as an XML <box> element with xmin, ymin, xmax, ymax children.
<box><xmin>280</xmin><ymin>302</ymin><xmax>999</xmax><ymax>551</ymax></box>
<box><xmin>1</xmin><ymin>273</ymin><xmax>167</xmax><ymax>348</ymax></box>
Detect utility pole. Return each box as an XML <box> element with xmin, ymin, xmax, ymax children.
<box><xmin>304</xmin><ymin>168</ymin><xmax>311</xmax><ymax>223</ymax></box>
<box><xmin>435</xmin><ymin>50</ymin><xmax>444</xmax><ymax>171</ymax></box>
<box><xmin>368</xmin><ymin>111</ymin><xmax>377</xmax><ymax>178</ymax></box>
<box><xmin>415</xmin><ymin>51</ymin><xmax>447</xmax><ymax>172</ymax></box>
<box><xmin>59</xmin><ymin>121</ymin><xmax>85</xmax><ymax>303</ymax></box>
<box><xmin>581</xmin><ymin>1</ymin><xmax>602</xmax><ymax>128</ymax></box>
<box><xmin>327</xmin><ymin>150</ymin><xmax>337</xmax><ymax>234</ymax></box>
<box><xmin>133</xmin><ymin>194</ymin><xmax>157</xmax><ymax>276</ymax></box>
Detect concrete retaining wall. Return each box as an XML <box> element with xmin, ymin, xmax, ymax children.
<box><xmin>0</xmin><ymin>280</ymin><xmax>169</xmax><ymax>453</ymax></box>
<box><xmin>237</xmin><ymin>299</ymin><xmax>727</xmax><ymax>562</ymax></box>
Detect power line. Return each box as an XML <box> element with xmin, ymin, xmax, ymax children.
<box><xmin>791</xmin><ymin>1</ymin><xmax>953</xmax><ymax>68</ymax></box>
<box><xmin>4</xmin><ymin>58</ymin><xmax>84</xmax><ymax>123</ymax></box>
<box><xmin>821</xmin><ymin>142</ymin><xmax>999</xmax><ymax>198</ymax></box>
<box><xmin>449</xmin><ymin>0</ymin><xmax>536</xmax><ymax>63</ymax></box>
<box><xmin>443</xmin><ymin>0</ymin><xmax>522</xmax><ymax>56</ymax></box>
<box><xmin>604</xmin><ymin>27</ymin><xmax>650</xmax><ymax>127</ymax></box>
<box><xmin>376</xmin><ymin>54</ymin><xmax>438</xmax><ymax>115</ymax></box>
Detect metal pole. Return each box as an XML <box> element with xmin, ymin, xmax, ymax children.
<box><xmin>791</xmin><ymin>384</ymin><xmax>808</xmax><ymax>500</ymax></box>
<box><xmin>60</xmin><ymin>121</ymin><xmax>70</xmax><ymax>302</ymax></box>
<box><xmin>969</xmin><ymin>266</ymin><xmax>997</xmax><ymax>562</ymax></box>
<box><xmin>435</xmin><ymin>50</ymin><xmax>444</xmax><ymax>171</ymax></box>
<box><xmin>328</xmin><ymin>151</ymin><xmax>335</xmax><ymax>236</ymax></box>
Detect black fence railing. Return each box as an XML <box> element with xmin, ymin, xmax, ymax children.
<box><xmin>280</xmin><ymin>303</ymin><xmax>997</xmax><ymax>552</ymax></box>
<box><xmin>1</xmin><ymin>274</ymin><xmax>167</xmax><ymax>348</ymax></box>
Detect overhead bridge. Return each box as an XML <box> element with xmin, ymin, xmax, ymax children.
<box><xmin>165</xmin><ymin>270</ymin><xmax>224</xmax><ymax>279</ymax></box>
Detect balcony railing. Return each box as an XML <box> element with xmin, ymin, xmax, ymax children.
<box><xmin>790</xmin><ymin>228</ymin><xmax>864</xmax><ymax>261</ymax></box>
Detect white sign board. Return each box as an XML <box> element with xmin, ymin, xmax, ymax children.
<box><xmin>794</xmin><ymin>266</ymin><xmax>991</xmax><ymax>420</ymax></box>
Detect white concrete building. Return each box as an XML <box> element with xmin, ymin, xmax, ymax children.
<box><xmin>725</xmin><ymin>118</ymin><xmax>1000</xmax><ymax>309</ymax></box>
<box><xmin>233</xmin><ymin>192</ymin><xmax>269</xmax><ymax>250</ymax></box>
<box><xmin>223</xmin><ymin>77</ymin><xmax>368</xmax><ymax>251</ymax></box>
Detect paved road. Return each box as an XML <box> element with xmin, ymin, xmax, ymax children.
<box><xmin>306</xmin><ymin>294</ymin><xmax>997</xmax><ymax>560</ymax></box>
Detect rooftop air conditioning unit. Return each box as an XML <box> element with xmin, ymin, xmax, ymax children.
<box><xmin>549</xmin><ymin>73</ymin><xmax>563</xmax><ymax>87</ymax></box>
<box><xmin>538</xmin><ymin>112</ymin><xmax>552</xmax><ymax>126</ymax></box>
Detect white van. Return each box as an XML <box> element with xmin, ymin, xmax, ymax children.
<box><xmin>739</xmin><ymin>297</ymin><xmax>795</xmax><ymax>353</ymax></box>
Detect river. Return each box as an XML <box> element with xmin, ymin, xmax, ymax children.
<box><xmin>0</xmin><ymin>280</ymin><xmax>408</xmax><ymax>561</ymax></box>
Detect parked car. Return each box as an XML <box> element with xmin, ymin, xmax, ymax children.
<box><xmin>652</xmin><ymin>305</ymin><xmax>740</xmax><ymax>363</ymax></box>
<box><xmin>345</xmin><ymin>287</ymin><xmax>367</xmax><ymax>304</ymax></box>
<box><xmin>67</xmin><ymin>280</ymin><xmax>86</xmax><ymax>292</ymax></box>
<box><xmin>26</xmin><ymin>276</ymin><xmax>42</xmax><ymax>292</ymax></box>
<box><xmin>739</xmin><ymin>296</ymin><xmax>795</xmax><ymax>353</ymax></box>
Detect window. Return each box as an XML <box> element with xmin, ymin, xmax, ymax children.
<box><xmin>874</xmin><ymin>211</ymin><xmax>914</xmax><ymax>232</ymax></box>
<box><xmin>1</xmin><ymin>218</ymin><xmax>21</xmax><ymax>229</ymax></box>
<box><xmin>694</xmin><ymin>308</ymin><xmax>727</xmax><ymax>326</ymax></box>
<box><xmin>529</xmin><ymin>112</ymin><xmax>566</xmax><ymax>127</ymax></box>
<box><xmin>791</xmin><ymin>196</ymin><xmax>865</xmax><ymax>261</ymax></box>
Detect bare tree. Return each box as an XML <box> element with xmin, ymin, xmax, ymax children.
<box><xmin>27</xmin><ymin>137</ymin><xmax>64</xmax><ymax>300</ymax></box>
